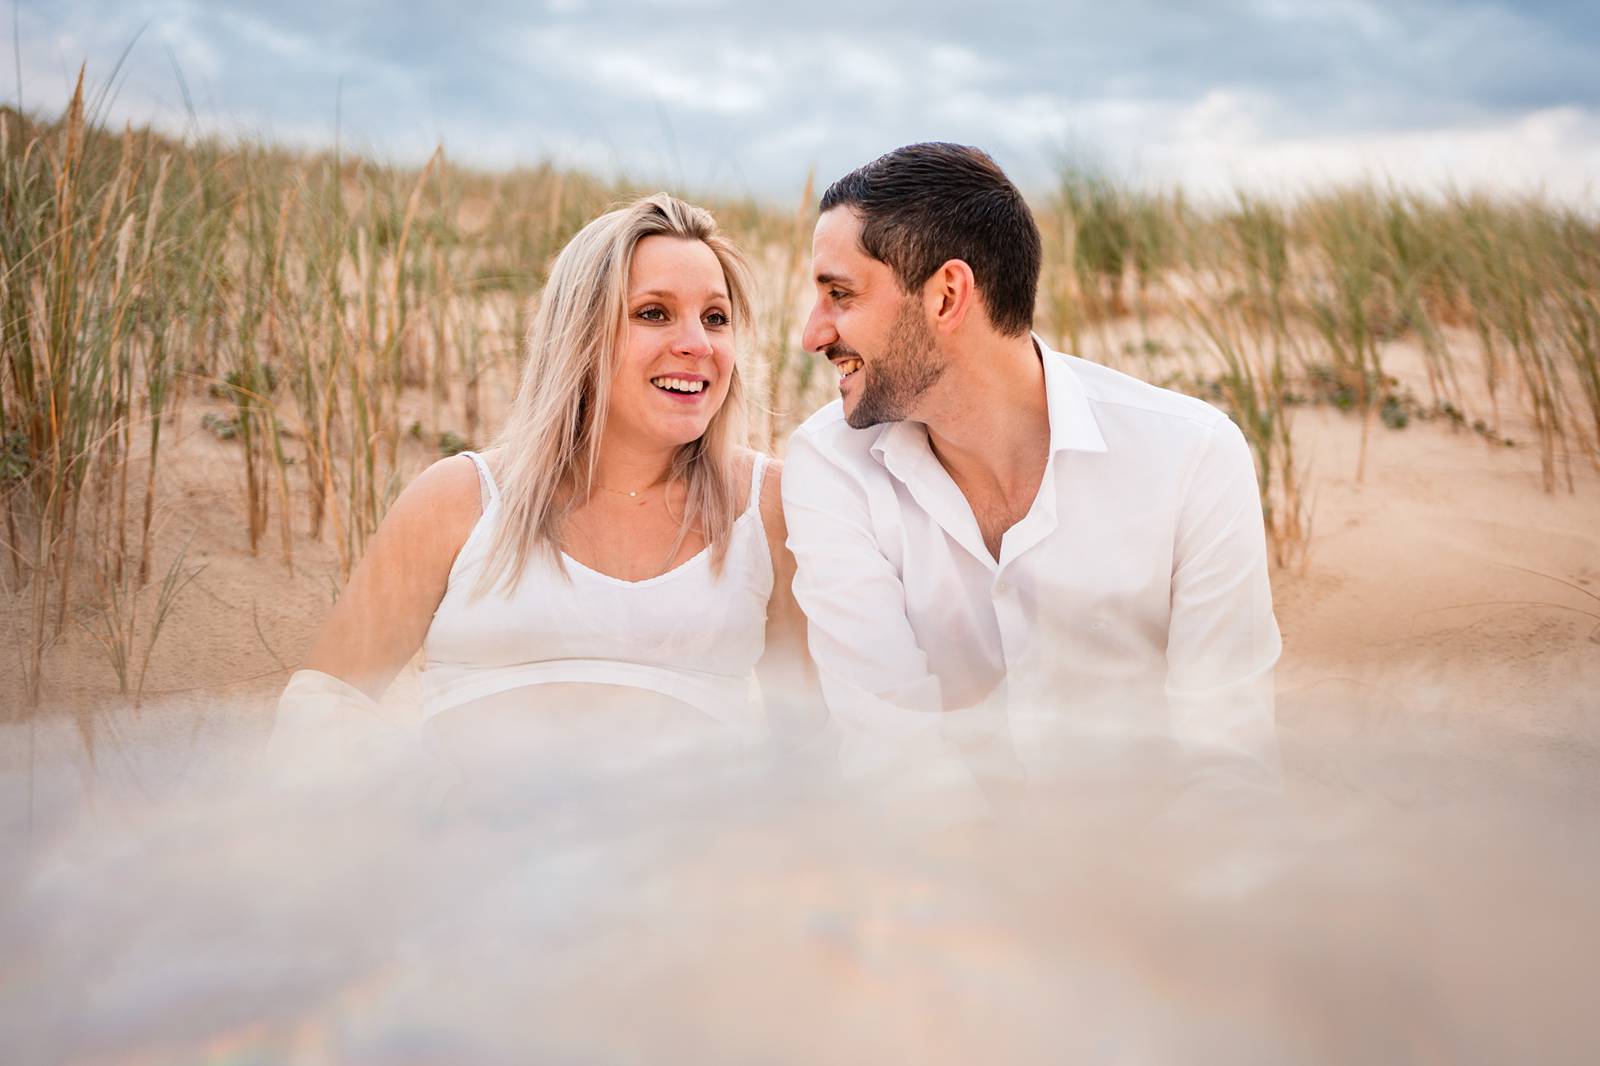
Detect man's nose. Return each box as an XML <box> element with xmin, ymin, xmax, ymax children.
<box><xmin>801</xmin><ymin>300</ymin><xmax>834</xmax><ymax>354</ymax></box>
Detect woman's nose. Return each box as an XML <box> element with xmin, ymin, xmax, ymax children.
<box><xmin>674</xmin><ymin>320</ymin><xmax>713</xmax><ymax>357</ymax></box>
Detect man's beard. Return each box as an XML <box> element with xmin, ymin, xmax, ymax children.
<box><xmin>842</xmin><ymin>299</ymin><xmax>944</xmax><ymax>430</ymax></box>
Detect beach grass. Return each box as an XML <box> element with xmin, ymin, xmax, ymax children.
<box><xmin>1038</xmin><ymin>173</ymin><xmax>1600</xmax><ymax>571</ymax></box>
<box><xmin>4</xmin><ymin>74</ymin><xmax>1597</xmax><ymax>705</ymax></box>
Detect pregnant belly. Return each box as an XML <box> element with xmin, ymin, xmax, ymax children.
<box><xmin>423</xmin><ymin>682</ymin><xmax>734</xmax><ymax>774</ymax></box>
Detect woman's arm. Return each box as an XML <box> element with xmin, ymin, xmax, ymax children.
<box><xmin>301</xmin><ymin>454</ymin><xmax>484</xmax><ymax>700</ymax></box>
<box><xmin>755</xmin><ymin>457</ymin><xmax>822</xmax><ymax>717</ymax></box>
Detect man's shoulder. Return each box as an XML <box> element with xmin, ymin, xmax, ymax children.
<box><xmin>1060</xmin><ymin>352</ymin><xmax>1230</xmax><ymax>433</ymax></box>
<box><xmin>786</xmin><ymin>399</ymin><xmax>892</xmax><ymax>471</ymax></box>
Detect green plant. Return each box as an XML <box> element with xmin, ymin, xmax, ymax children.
<box><xmin>83</xmin><ymin>524</ymin><xmax>206</xmax><ymax>707</ymax></box>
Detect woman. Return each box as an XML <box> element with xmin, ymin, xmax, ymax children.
<box><xmin>277</xmin><ymin>194</ymin><xmax>808</xmax><ymax>763</ymax></box>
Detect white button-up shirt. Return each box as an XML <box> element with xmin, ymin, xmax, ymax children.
<box><xmin>781</xmin><ymin>338</ymin><xmax>1281</xmax><ymax>777</ymax></box>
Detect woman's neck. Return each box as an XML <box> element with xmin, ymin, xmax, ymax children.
<box><xmin>590</xmin><ymin>436</ymin><xmax>677</xmax><ymax>496</ymax></box>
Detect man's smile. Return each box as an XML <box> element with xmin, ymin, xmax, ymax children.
<box><xmin>827</xmin><ymin>347</ymin><xmax>864</xmax><ymax>384</ymax></box>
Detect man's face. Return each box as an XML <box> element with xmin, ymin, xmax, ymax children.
<box><xmin>802</xmin><ymin>207</ymin><xmax>944</xmax><ymax>429</ymax></box>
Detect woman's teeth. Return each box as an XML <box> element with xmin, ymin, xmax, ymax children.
<box><xmin>651</xmin><ymin>376</ymin><xmax>706</xmax><ymax>393</ymax></box>
<box><xmin>836</xmin><ymin>357</ymin><xmax>863</xmax><ymax>379</ymax></box>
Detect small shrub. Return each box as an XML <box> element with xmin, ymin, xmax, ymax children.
<box><xmin>201</xmin><ymin>412</ymin><xmax>239</xmax><ymax>441</ymax></box>
<box><xmin>1380</xmin><ymin>394</ymin><xmax>1410</xmax><ymax>430</ymax></box>
<box><xmin>0</xmin><ymin>430</ymin><xmax>30</xmax><ymax>482</ymax></box>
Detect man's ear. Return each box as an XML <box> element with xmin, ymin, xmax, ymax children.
<box><xmin>923</xmin><ymin>258</ymin><xmax>977</xmax><ymax>335</ymax></box>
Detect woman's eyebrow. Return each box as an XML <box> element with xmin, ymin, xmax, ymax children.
<box><xmin>631</xmin><ymin>288</ymin><xmax>730</xmax><ymax>302</ymax></box>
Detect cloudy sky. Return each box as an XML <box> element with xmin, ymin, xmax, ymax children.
<box><xmin>9</xmin><ymin>0</ymin><xmax>1600</xmax><ymax>204</ymax></box>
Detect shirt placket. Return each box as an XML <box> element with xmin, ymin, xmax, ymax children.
<box><xmin>994</xmin><ymin>454</ymin><xmax>1062</xmax><ymax>692</ymax></box>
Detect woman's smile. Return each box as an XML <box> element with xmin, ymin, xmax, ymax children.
<box><xmin>649</xmin><ymin>373</ymin><xmax>711</xmax><ymax>402</ymax></box>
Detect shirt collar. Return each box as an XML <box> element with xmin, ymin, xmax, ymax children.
<box><xmin>870</xmin><ymin>332</ymin><xmax>1107</xmax><ymax>472</ymax></box>
<box><xmin>1035</xmin><ymin>333</ymin><xmax>1109</xmax><ymax>455</ymax></box>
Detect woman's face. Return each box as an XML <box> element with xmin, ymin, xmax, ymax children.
<box><xmin>609</xmin><ymin>235</ymin><xmax>737</xmax><ymax>452</ymax></box>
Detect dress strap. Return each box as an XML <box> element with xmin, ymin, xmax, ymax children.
<box><xmin>458</xmin><ymin>450</ymin><xmax>501</xmax><ymax>509</ymax></box>
<box><xmin>746</xmin><ymin>452</ymin><xmax>768</xmax><ymax>514</ymax></box>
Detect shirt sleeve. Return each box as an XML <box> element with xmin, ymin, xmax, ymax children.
<box><xmin>781</xmin><ymin>425</ymin><xmax>947</xmax><ymax>728</ymax></box>
<box><xmin>1163</xmin><ymin>417</ymin><xmax>1284</xmax><ymax>785</ymax></box>
<box><xmin>267</xmin><ymin>668</ymin><xmax>387</xmax><ymax>784</ymax></box>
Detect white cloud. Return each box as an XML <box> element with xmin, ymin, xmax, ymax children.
<box><xmin>215</xmin><ymin>7</ymin><xmax>315</xmax><ymax>62</ymax></box>
<box><xmin>1242</xmin><ymin>107</ymin><xmax>1600</xmax><ymax>202</ymax></box>
<box><xmin>516</xmin><ymin>26</ymin><xmax>779</xmax><ymax>116</ymax></box>
<box><xmin>159</xmin><ymin>10</ymin><xmax>224</xmax><ymax>84</ymax></box>
<box><xmin>9</xmin><ymin>2</ymin><xmax>1597</xmax><ymax>205</ymax></box>
<box><xmin>1114</xmin><ymin>95</ymin><xmax>1600</xmax><ymax>204</ymax></box>
<box><xmin>1254</xmin><ymin>0</ymin><xmax>1395</xmax><ymax>40</ymax></box>
<box><xmin>924</xmin><ymin>43</ymin><xmax>992</xmax><ymax>84</ymax></box>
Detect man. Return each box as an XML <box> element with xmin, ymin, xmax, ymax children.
<box><xmin>781</xmin><ymin>143</ymin><xmax>1281</xmax><ymax>785</ymax></box>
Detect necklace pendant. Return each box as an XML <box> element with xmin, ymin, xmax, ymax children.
<box><xmin>628</xmin><ymin>490</ymin><xmax>638</xmax><ymax>498</ymax></box>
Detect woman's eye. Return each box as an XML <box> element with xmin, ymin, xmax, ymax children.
<box><xmin>704</xmin><ymin>310</ymin><xmax>730</xmax><ymax>328</ymax></box>
<box><xmin>636</xmin><ymin>306</ymin><xmax>666</xmax><ymax>322</ymax></box>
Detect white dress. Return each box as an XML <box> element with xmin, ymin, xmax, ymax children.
<box><xmin>420</xmin><ymin>450</ymin><xmax>773</xmax><ymax>731</ymax></box>
<box><xmin>274</xmin><ymin>452</ymin><xmax>776</xmax><ymax>761</ymax></box>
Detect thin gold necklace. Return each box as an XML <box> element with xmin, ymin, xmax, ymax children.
<box><xmin>595</xmin><ymin>475</ymin><xmax>668</xmax><ymax>499</ymax></box>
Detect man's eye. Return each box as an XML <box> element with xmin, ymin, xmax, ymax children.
<box><xmin>636</xmin><ymin>307</ymin><xmax>666</xmax><ymax>322</ymax></box>
<box><xmin>829</xmin><ymin>289</ymin><xmax>849</xmax><ymax>303</ymax></box>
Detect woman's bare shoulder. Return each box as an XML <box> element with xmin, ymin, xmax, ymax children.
<box><xmin>374</xmin><ymin>454</ymin><xmax>485</xmax><ymax>556</ymax></box>
<box><xmin>299</xmin><ymin>454</ymin><xmax>485</xmax><ymax>695</ymax></box>
<box><xmin>738</xmin><ymin>447</ymin><xmax>785</xmax><ymax>540</ymax></box>
<box><xmin>398</xmin><ymin>453</ymin><xmax>483</xmax><ymax>515</ymax></box>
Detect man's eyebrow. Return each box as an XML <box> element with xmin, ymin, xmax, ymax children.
<box><xmin>815</xmin><ymin>272</ymin><xmax>853</xmax><ymax>287</ymax></box>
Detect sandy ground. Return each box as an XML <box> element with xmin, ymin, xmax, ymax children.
<box><xmin>8</xmin><ymin>340</ymin><xmax>1599</xmax><ymax>742</ymax></box>
<box><xmin>1279</xmin><ymin>403</ymin><xmax>1599</xmax><ymax>725</ymax></box>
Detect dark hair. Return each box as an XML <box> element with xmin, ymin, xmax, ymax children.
<box><xmin>819</xmin><ymin>142</ymin><xmax>1041</xmax><ymax>336</ymax></box>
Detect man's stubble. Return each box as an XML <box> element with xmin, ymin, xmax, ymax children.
<box><xmin>845</xmin><ymin>298</ymin><xmax>945</xmax><ymax>430</ymax></box>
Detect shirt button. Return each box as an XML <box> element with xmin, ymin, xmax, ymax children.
<box><xmin>995</xmin><ymin>582</ymin><xmax>1009</xmax><ymax>594</ymax></box>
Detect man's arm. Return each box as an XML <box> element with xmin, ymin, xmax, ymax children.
<box><xmin>1164</xmin><ymin>418</ymin><xmax>1284</xmax><ymax>786</ymax></box>
<box><xmin>781</xmin><ymin>425</ymin><xmax>946</xmax><ymax>729</ymax></box>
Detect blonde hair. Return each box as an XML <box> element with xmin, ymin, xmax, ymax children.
<box><xmin>477</xmin><ymin>193</ymin><xmax>754</xmax><ymax>595</ymax></box>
